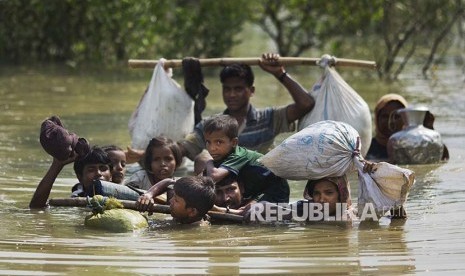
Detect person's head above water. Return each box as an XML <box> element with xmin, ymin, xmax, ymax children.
<box><xmin>214</xmin><ymin>174</ymin><xmax>243</xmax><ymax>209</ymax></box>
<box><xmin>170</xmin><ymin>176</ymin><xmax>216</xmax><ymax>223</ymax></box>
<box><xmin>304</xmin><ymin>176</ymin><xmax>352</xmax><ymax>216</ymax></box>
<box><xmin>374</xmin><ymin>94</ymin><xmax>408</xmax><ymax>146</ymax></box>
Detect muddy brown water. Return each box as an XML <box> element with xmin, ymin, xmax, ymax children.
<box><xmin>0</xmin><ymin>62</ymin><xmax>464</xmax><ymax>275</ymax></box>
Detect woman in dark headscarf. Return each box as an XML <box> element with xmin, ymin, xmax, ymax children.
<box><xmin>366</xmin><ymin>93</ymin><xmax>448</xmax><ymax>161</ymax></box>
<box><xmin>366</xmin><ymin>94</ymin><xmax>408</xmax><ymax>161</ymax></box>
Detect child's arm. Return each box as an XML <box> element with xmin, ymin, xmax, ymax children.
<box><xmin>193</xmin><ymin>150</ymin><xmax>211</xmax><ymax>175</ymax></box>
<box><xmin>29</xmin><ymin>153</ymin><xmax>76</xmax><ymax>208</ymax></box>
<box><xmin>205</xmin><ymin>159</ymin><xmax>230</xmax><ymax>183</ymax></box>
<box><xmin>136</xmin><ymin>178</ymin><xmax>176</xmax><ymax>212</ymax></box>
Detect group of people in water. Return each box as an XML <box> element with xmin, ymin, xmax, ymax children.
<box><xmin>29</xmin><ymin>52</ymin><xmax>447</xmax><ymax>225</ymax></box>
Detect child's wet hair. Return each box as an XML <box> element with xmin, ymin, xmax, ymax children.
<box><xmin>203</xmin><ymin>114</ymin><xmax>238</xmax><ymax>139</ymax></box>
<box><xmin>73</xmin><ymin>146</ymin><xmax>111</xmax><ymax>177</ymax></box>
<box><xmin>215</xmin><ymin>173</ymin><xmax>238</xmax><ymax>188</ymax></box>
<box><xmin>143</xmin><ymin>136</ymin><xmax>183</xmax><ymax>170</ymax></box>
<box><xmin>174</xmin><ymin>176</ymin><xmax>216</xmax><ymax>219</ymax></box>
<box><xmin>101</xmin><ymin>145</ymin><xmax>123</xmax><ymax>152</ymax></box>
<box><xmin>220</xmin><ymin>63</ymin><xmax>254</xmax><ymax>87</ymax></box>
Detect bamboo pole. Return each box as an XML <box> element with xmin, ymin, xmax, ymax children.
<box><xmin>48</xmin><ymin>197</ymin><xmax>244</xmax><ymax>223</ymax></box>
<box><xmin>128</xmin><ymin>57</ymin><xmax>377</xmax><ymax>70</ymax></box>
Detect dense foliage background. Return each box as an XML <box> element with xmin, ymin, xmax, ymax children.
<box><xmin>1</xmin><ymin>0</ymin><xmax>464</xmax><ymax>80</ymax></box>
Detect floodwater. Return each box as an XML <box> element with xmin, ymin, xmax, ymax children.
<box><xmin>0</xmin><ymin>60</ymin><xmax>464</xmax><ymax>275</ymax></box>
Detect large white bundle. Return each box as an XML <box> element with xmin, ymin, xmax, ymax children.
<box><xmin>297</xmin><ymin>65</ymin><xmax>372</xmax><ymax>156</ymax></box>
<box><xmin>355</xmin><ymin>158</ymin><xmax>415</xmax><ymax>217</ymax></box>
<box><xmin>129</xmin><ymin>60</ymin><xmax>194</xmax><ymax>150</ymax></box>
<box><xmin>260</xmin><ymin>120</ymin><xmax>360</xmax><ymax>180</ymax></box>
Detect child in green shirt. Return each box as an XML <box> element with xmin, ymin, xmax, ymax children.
<box><xmin>202</xmin><ymin>114</ymin><xmax>289</xmax><ymax>214</ymax></box>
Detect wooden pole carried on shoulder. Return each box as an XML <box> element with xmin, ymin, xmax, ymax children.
<box><xmin>48</xmin><ymin>197</ymin><xmax>244</xmax><ymax>223</ymax></box>
<box><xmin>128</xmin><ymin>56</ymin><xmax>377</xmax><ymax>70</ymax></box>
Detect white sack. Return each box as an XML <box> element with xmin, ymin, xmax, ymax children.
<box><xmin>354</xmin><ymin>158</ymin><xmax>415</xmax><ymax>217</ymax></box>
<box><xmin>260</xmin><ymin>120</ymin><xmax>360</xmax><ymax>180</ymax></box>
<box><xmin>129</xmin><ymin>60</ymin><xmax>194</xmax><ymax>150</ymax></box>
<box><xmin>298</xmin><ymin>65</ymin><xmax>372</xmax><ymax>156</ymax></box>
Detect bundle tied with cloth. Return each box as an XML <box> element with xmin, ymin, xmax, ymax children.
<box><xmin>84</xmin><ymin>195</ymin><xmax>148</xmax><ymax>232</ymax></box>
<box><xmin>40</xmin><ymin>115</ymin><xmax>90</xmax><ymax>160</ymax></box>
<box><xmin>297</xmin><ymin>54</ymin><xmax>372</xmax><ymax>157</ymax></box>
<box><xmin>40</xmin><ymin>115</ymin><xmax>153</xmax><ymax>201</ymax></box>
<box><xmin>260</xmin><ymin>120</ymin><xmax>415</xmax><ymax>218</ymax></box>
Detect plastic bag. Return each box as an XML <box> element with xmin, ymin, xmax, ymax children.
<box><xmin>297</xmin><ymin>63</ymin><xmax>372</xmax><ymax>156</ymax></box>
<box><xmin>259</xmin><ymin>120</ymin><xmax>360</xmax><ymax>180</ymax></box>
<box><xmin>355</xmin><ymin>158</ymin><xmax>415</xmax><ymax>217</ymax></box>
<box><xmin>129</xmin><ymin>59</ymin><xmax>194</xmax><ymax>150</ymax></box>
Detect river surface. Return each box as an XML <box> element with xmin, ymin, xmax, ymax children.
<box><xmin>0</xmin><ymin>60</ymin><xmax>464</xmax><ymax>275</ymax></box>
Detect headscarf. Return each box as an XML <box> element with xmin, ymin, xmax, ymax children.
<box><xmin>374</xmin><ymin>94</ymin><xmax>408</xmax><ymax>146</ymax></box>
<box><xmin>303</xmin><ymin>175</ymin><xmax>352</xmax><ymax>207</ymax></box>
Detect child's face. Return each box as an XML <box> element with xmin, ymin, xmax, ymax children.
<box><xmin>150</xmin><ymin>146</ymin><xmax>177</xmax><ymax>182</ymax></box>
<box><xmin>312</xmin><ymin>180</ymin><xmax>339</xmax><ymax>216</ymax></box>
<box><xmin>169</xmin><ymin>192</ymin><xmax>193</xmax><ymax>220</ymax></box>
<box><xmin>204</xmin><ymin>130</ymin><xmax>238</xmax><ymax>161</ymax></box>
<box><xmin>215</xmin><ymin>181</ymin><xmax>242</xmax><ymax>209</ymax></box>
<box><xmin>79</xmin><ymin>163</ymin><xmax>111</xmax><ymax>190</ymax></box>
<box><xmin>107</xmin><ymin>150</ymin><xmax>126</xmax><ymax>184</ymax></box>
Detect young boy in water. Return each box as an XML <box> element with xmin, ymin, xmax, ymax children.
<box><xmin>30</xmin><ymin>146</ymin><xmax>114</xmax><ymax>208</ymax></box>
<box><xmin>31</xmin><ymin>115</ymin><xmax>149</xmax><ymax>208</ymax></box>
<box><xmin>136</xmin><ymin>176</ymin><xmax>216</xmax><ymax>225</ymax></box>
<box><xmin>201</xmin><ymin>114</ymin><xmax>290</xmax><ymax>214</ymax></box>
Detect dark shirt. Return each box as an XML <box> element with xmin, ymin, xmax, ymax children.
<box><xmin>213</xmin><ymin>146</ymin><xmax>290</xmax><ymax>203</ymax></box>
<box><xmin>365</xmin><ymin>138</ymin><xmax>388</xmax><ymax>161</ymax></box>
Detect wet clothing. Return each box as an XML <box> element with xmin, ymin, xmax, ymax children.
<box><xmin>180</xmin><ymin>105</ymin><xmax>294</xmax><ymax>160</ymax></box>
<box><xmin>182</xmin><ymin>58</ymin><xmax>209</xmax><ymax>125</ymax></box>
<box><xmin>365</xmin><ymin>138</ymin><xmax>388</xmax><ymax>161</ymax></box>
<box><xmin>124</xmin><ymin>170</ymin><xmax>153</xmax><ymax>191</ymax></box>
<box><xmin>214</xmin><ymin>146</ymin><xmax>290</xmax><ymax>204</ymax></box>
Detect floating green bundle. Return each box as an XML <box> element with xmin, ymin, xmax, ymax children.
<box><xmin>84</xmin><ymin>195</ymin><xmax>148</xmax><ymax>232</ymax></box>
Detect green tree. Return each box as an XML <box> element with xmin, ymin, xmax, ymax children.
<box><xmin>152</xmin><ymin>0</ymin><xmax>251</xmax><ymax>59</ymax></box>
<box><xmin>249</xmin><ymin>0</ymin><xmax>379</xmax><ymax>57</ymax></box>
<box><xmin>0</xmin><ymin>0</ymin><xmax>250</xmax><ymax>64</ymax></box>
<box><xmin>375</xmin><ymin>0</ymin><xmax>465</xmax><ymax>80</ymax></box>
<box><xmin>250</xmin><ymin>0</ymin><xmax>464</xmax><ymax>81</ymax></box>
